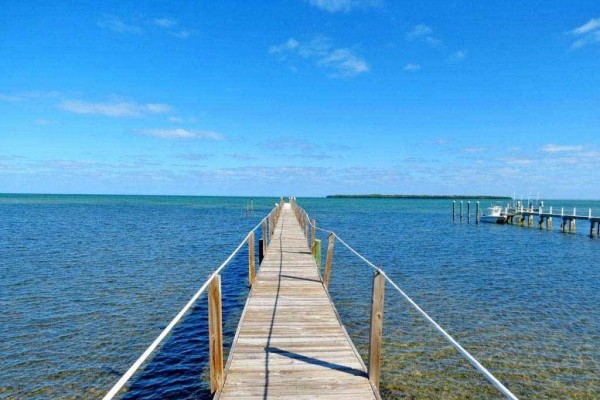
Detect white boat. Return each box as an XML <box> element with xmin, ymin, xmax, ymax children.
<box><xmin>480</xmin><ymin>205</ymin><xmax>507</xmax><ymax>224</ymax></box>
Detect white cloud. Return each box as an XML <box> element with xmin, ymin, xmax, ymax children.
<box><xmin>269</xmin><ymin>37</ymin><xmax>369</xmax><ymax>78</ymax></box>
<box><xmin>34</xmin><ymin>119</ymin><xmax>57</xmax><ymax>126</ymax></box>
<box><xmin>569</xmin><ymin>18</ymin><xmax>600</xmax><ymax>48</ymax></box>
<box><xmin>307</xmin><ymin>0</ymin><xmax>380</xmax><ymax>13</ymax></box>
<box><xmin>136</xmin><ymin>128</ymin><xmax>224</xmax><ymax>140</ymax></box>
<box><xmin>318</xmin><ymin>48</ymin><xmax>369</xmax><ymax>77</ymax></box>
<box><xmin>269</xmin><ymin>38</ymin><xmax>300</xmax><ymax>54</ymax></box>
<box><xmin>168</xmin><ymin>116</ymin><xmax>184</xmax><ymax>124</ymax></box>
<box><xmin>540</xmin><ymin>144</ymin><xmax>584</xmax><ymax>153</ymax></box>
<box><xmin>98</xmin><ymin>16</ymin><xmax>142</xmax><ymax>34</ymax></box>
<box><xmin>403</xmin><ymin>63</ymin><xmax>421</xmax><ymax>72</ymax></box>
<box><xmin>448</xmin><ymin>50</ymin><xmax>467</xmax><ymax>62</ymax></box>
<box><xmin>153</xmin><ymin>18</ymin><xmax>176</xmax><ymax>28</ymax></box>
<box><xmin>405</xmin><ymin>24</ymin><xmax>433</xmax><ymax>41</ymax></box>
<box><xmin>171</xmin><ymin>30</ymin><xmax>192</xmax><ymax>39</ymax></box>
<box><xmin>571</xmin><ymin>18</ymin><xmax>600</xmax><ymax>35</ymax></box>
<box><xmin>60</xmin><ymin>100</ymin><xmax>170</xmax><ymax>117</ymax></box>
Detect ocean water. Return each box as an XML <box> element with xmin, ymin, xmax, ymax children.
<box><xmin>0</xmin><ymin>195</ymin><xmax>598</xmax><ymax>399</ymax></box>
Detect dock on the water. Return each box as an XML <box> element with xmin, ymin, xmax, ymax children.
<box><xmin>215</xmin><ymin>203</ymin><xmax>379</xmax><ymax>399</ymax></box>
<box><xmin>453</xmin><ymin>200</ymin><xmax>600</xmax><ymax>238</ymax></box>
<box><xmin>104</xmin><ymin>199</ymin><xmax>518</xmax><ymax>400</ymax></box>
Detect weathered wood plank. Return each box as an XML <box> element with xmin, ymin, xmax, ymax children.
<box><xmin>215</xmin><ymin>203</ymin><xmax>379</xmax><ymax>400</ymax></box>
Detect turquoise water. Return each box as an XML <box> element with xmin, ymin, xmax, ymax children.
<box><xmin>0</xmin><ymin>195</ymin><xmax>598</xmax><ymax>399</ymax></box>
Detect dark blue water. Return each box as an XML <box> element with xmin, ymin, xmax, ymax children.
<box><xmin>0</xmin><ymin>195</ymin><xmax>598</xmax><ymax>399</ymax></box>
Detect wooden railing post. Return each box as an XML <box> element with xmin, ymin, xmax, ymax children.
<box><xmin>323</xmin><ymin>232</ymin><xmax>335</xmax><ymax>289</ymax></box>
<box><xmin>208</xmin><ymin>275</ymin><xmax>224</xmax><ymax>393</ymax></box>
<box><xmin>368</xmin><ymin>272</ymin><xmax>385</xmax><ymax>390</ymax></box>
<box><xmin>258</xmin><ymin>239</ymin><xmax>264</xmax><ymax>264</ymax></box>
<box><xmin>262</xmin><ymin>220</ymin><xmax>267</xmax><ymax>254</ymax></box>
<box><xmin>248</xmin><ymin>231</ymin><xmax>255</xmax><ymax>286</ymax></box>
<box><xmin>311</xmin><ymin>219</ymin><xmax>316</xmax><ymax>248</ymax></box>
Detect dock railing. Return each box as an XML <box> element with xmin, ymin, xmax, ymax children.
<box><xmin>290</xmin><ymin>198</ymin><xmax>519</xmax><ymax>399</ymax></box>
<box><xmin>102</xmin><ymin>200</ymin><xmax>284</xmax><ymax>400</ymax></box>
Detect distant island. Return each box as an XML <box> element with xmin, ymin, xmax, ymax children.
<box><xmin>327</xmin><ymin>194</ymin><xmax>511</xmax><ymax>199</ymax></box>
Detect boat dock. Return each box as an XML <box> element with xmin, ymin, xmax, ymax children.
<box><xmin>453</xmin><ymin>200</ymin><xmax>600</xmax><ymax>238</ymax></box>
<box><xmin>103</xmin><ymin>199</ymin><xmax>518</xmax><ymax>400</ymax></box>
<box><xmin>215</xmin><ymin>203</ymin><xmax>378</xmax><ymax>399</ymax></box>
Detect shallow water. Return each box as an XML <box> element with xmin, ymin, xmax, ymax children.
<box><xmin>0</xmin><ymin>195</ymin><xmax>598</xmax><ymax>399</ymax></box>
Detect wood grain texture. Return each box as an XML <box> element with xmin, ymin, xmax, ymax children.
<box><xmin>209</xmin><ymin>275</ymin><xmax>224</xmax><ymax>393</ymax></box>
<box><xmin>368</xmin><ymin>272</ymin><xmax>385</xmax><ymax>390</ymax></box>
<box><xmin>215</xmin><ymin>204</ymin><xmax>379</xmax><ymax>400</ymax></box>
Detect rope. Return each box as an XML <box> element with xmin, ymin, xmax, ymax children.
<box><xmin>298</xmin><ymin>206</ymin><xmax>518</xmax><ymax>400</ymax></box>
<box><xmin>102</xmin><ymin>210</ymin><xmax>276</xmax><ymax>400</ymax></box>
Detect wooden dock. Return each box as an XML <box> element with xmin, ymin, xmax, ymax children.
<box><xmin>215</xmin><ymin>203</ymin><xmax>379</xmax><ymax>399</ymax></box>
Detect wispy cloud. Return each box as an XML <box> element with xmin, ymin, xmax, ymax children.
<box><xmin>136</xmin><ymin>128</ymin><xmax>224</xmax><ymax>140</ymax></box>
<box><xmin>569</xmin><ymin>18</ymin><xmax>600</xmax><ymax>48</ymax></box>
<box><xmin>0</xmin><ymin>91</ymin><xmax>61</xmax><ymax>103</ymax></box>
<box><xmin>447</xmin><ymin>49</ymin><xmax>467</xmax><ymax>62</ymax></box>
<box><xmin>98</xmin><ymin>15</ymin><xmax>142</xmax><ymax>34</ymax></box>
<box><xmin>153</xmin><ymin>18</ymin><xmax>176</xmax><ymax>28</ymax></box>
<box><xmin>307</xmin><ymin>0</ymin><xmax>381</xmax><ymax>13</ymax></box>
<box><xmin>540</xmin><ymin>144</ymin><xmax>584</xmax><ymax>153</ymax></box>
<box><xmin>99</xmin><ymin>15</ymin><xmax>192</xmax><ymax>38</ymax></box>
<box><xmin>403</xmin><ymin>63</ymin><xmax>421</xmax><ymax>72</ymax></box>
<box><xmin>405</xmin><ymin>24</ymin><xmax>441</xmax><ymax>46</ymax></box>
<box><xmin>60</xmin><ymin>100</ymin><xmax>171</xmax><ymax>117</ymax></box>
<box><xmin>462</xmin><ymin>146</ymin><xmax>491</xmax><ymax>153</ymax></box>
<box><xmin>269</xmin><ymin>36</ymin><xmax>369</xmax><ymax>78</ymax></box>
<box><xmin>176</xmin><ymin>153</ymin><xmax>213</xmax><ymax>161</ymax></box>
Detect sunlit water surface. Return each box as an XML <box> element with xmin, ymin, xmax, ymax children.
<box><xmin>1</xmin><ymin>195</ymin><xmax>598</xmax><ymax>399</ymax></box>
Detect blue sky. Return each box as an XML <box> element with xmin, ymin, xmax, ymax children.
<box><xmin>1</xmin><ymin>1</ymin><xmax>599</xmax><ymax>198</ymax></box>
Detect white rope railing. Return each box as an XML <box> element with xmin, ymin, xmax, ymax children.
<box><xmin>102</xmin><ymin>208</ymin><xmax>278</xmax><ymax>400</ymax></box>
<box><xmin>291</xmin><ymin>201</ymin><xmax>518</xmax><ymax>400</ymax></box>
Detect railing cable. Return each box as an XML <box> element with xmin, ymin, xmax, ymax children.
<box><xmin>293</xmin><ymin>203</ymin><xmax>518</xmax><ymax>400</ymax></box>
<box><xmin>103</xmin><ymin>211</ymin><xmax>275</xmax><ymax>400</ymax></box>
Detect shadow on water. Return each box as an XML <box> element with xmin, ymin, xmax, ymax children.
<box><xmin>122</xmin><ymin>248</ymin><xmax>253</xmax><ymax>400</ymax></box>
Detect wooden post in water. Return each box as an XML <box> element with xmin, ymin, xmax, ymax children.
<box><xmin>258</xmin><ymin>239</ymin><xmax>264</xmax><ymax>264</ymax></box>
<box><xmin>262</xmin><ymin>220</ymin><xmax>268</xmax><ymax>251</ymax></box>
<box><xmin>467</xmin><ymin>201</ymin><xmax>471</xmax><ymax>223</ymax></box>
<box><xmin>248</xmin><ymin>231</ymin><xmax>255</xmax><ymax>286</ymax></box>
<box><xmin>312</xmin><ymin>239</ymin><xmax>322</xmax><ymax>267</ymax></box>
<box><xmin>452</xmin><ymin>201</ymin><xmax>456</xmax><ymax>222</ymax></box>
<box><xmin>570</xmin><ymin>219</ymin><xmax>576</xmax><ymax>233</ymax></box>
<box><xmin>208</xmin><ymin>275</ymin><xmax>224</xmax><ymax>393</ymax></box>
<box><xmin>475</xmin><ymin>201</ymin><xmax>480</xmax><ymax>224</ymax></box>
<box><xmin>323</xmin><ymin>233</ymin><xmax>335</xmax><ymax>289</ymax></box>
<box><xmin>547</xmin><ymin>207</ymin><xmax>553</xmax><ymax>230</ymax></box>
<box><xmin>368</xmin><ymin>272</ymin><xmax>385</xmax><ymax>391</ymax></box>
<box><xmin>460</xmin><ymin>201</ymin><xmax>463</xmax><ymax>222</ymax></box>
<box><xmin>590</xmin><ymin>221</ymin><xmax>595</xmax><ymax>238</ymax></box>
<box><xmin>561</xmin><ymin>218</ymin><xmax>567</xmax><ymax>233</ymax></box>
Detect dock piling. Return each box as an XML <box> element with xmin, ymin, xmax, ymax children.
<box><xmin>460</xmin><ymin>201</ymin><xmax>463</xmax><ymax>222</ymax></box>
<box><xmin>475</xmin><ymin>201</ymin><xmax>480</xmax><ymax>224</ymax></box>
<box><xmin>323</xmin><ymin>233</ymin><xmax>335</xmax><ymax>289</ymax></box>
<box><xmin>452</xmin><ymin>201</ymin><xmax>456</xmax><ymax>222</ymax></box>
<box><xmin>368</xmin><ymin>272</ymin><xmax>385</xmax><ymax>390</ymax></box>
<box><xmin>208</xmin><ymin>275</ymin><xmax>224</xmax><ymax>393</ymax></box>
<box><xmin>248</xmin><ymin>231</ymin><xmax>255</xmax><ymax>286</ymax></box>
<box><xmin>467</xmin><ymin>201</ymin><xmax>471</xmax><ymax>223</ymax></box>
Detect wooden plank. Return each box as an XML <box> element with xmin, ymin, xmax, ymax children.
<box><xmin>215</xmin><ymin>203</ymin><xmax>379</xmax><ymax>400</ymax></box>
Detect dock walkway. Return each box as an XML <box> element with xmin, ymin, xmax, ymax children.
<box><xmin>215</xmin><ymin>203</ymin><xmax>378</xmax><ymax>399</ymax></box>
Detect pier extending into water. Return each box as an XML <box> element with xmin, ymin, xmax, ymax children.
<box><xmin>453</xmin><ymin>200</ymin><xmax>600</xmax><ymax>238</ymax></box>
<box><xmin>103</xmin><ymin>198</ymin><xmax>518</xmax><ymax>399</ymax></box>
